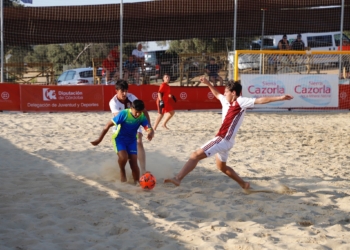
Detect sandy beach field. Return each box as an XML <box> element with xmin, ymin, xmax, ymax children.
<box><xmin>1</xmin><ymin>110</ymin><xmax>350</xmax><ymax>250</ymax></box>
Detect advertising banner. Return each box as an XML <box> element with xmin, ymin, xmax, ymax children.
<box><xmin>241</xmin><ymin>74</ymin><xmax>339</xmax><ymax>108</ymax></box>
<box><xmin>195</xmin><ymin>87</ymin><xmax>224</xmax><ymax>109</ymax></box>
<box><xmin>0</xmin><ymin>84</ymin><xmax>20</xmax><ymax>111</ymax></box>
<box><xmin>171</xmin><ymin>87</ymin><xmax>199</xmax><ymax>110</ymax></box>
<box><xmin>339</xmin><ymin>85</ymin><xmax>350</xmax><ymax>109</ymax></box>
<box><xmin>20</xmin><ymin>85</ymin><xmax>104</xmax><ymax>112</ymax></box>
<box><xmin>138</xmin><ymin>85</ymin><xmax>159</xmax><ymax>110</ymax></box>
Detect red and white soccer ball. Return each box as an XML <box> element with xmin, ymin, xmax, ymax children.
<box><xmin>139</xmin><ymin>172</ymin><xmax>157</xmax><ymax>190</ymax></box>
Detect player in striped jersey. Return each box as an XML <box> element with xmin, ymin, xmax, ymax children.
<box><xmin>164</xmin><ymin>77</ymin><xmax>293</xmax><ymax>189</ymax></box>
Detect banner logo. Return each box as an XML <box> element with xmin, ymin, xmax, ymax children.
<box><xmin>152</xmin><ymin>92</ymin><xmax>158</xmax><ymax>100</ymax></box>
<box><xmin>1</xmin><ymin>91</ymin><xmax>10</xmax><ymax>100</ymax></box>
<box><xmin>340</xmin><ymin>91</ymin><xmax>347</xmax><ymax>100</ymax></box>
<box><xmin>180</xmin><ymin>92</ymin><xmax>187</xmax><ymax>100</ymax></box>
<box><xmin>207</xmin><ymin>92</ymin><xmax>214</xmax><ymax>99</ymax></box>
<box><xmin>43</xmin><ymin>88</ymin><xmax>57</xmax><ymax>101</ymax></box>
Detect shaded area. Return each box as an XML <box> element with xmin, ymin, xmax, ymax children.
<box><xmin>3</xmin><ymin>0</ymin><xmax>350</xmax><ymax>45</ymax></box>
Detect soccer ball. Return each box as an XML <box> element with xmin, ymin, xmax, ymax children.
<box><xmin>139</xmin><ymin>172</ymin><xmax>157</xmax><ymax>190</ymax></box>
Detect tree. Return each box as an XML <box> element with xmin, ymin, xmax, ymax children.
<box><xmin>167</xmin><ymin>38</ymin><xmax>234</xmax><ymax>54</ymax></box>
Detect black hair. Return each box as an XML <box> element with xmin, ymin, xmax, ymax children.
<box><xmin>226</xmin><ymin>80</ymin><xmax>242</xmax><ymax>96</ymax></box>
<box><xmin>115</xmin><ymin>79</ymin><xmax>128</xmax><ymax>91</ymax></box>
<box><xmin>163</xmin><ymin>73</ymin><xmax>170</xmax><ymax>77</ymax></box>
<box><xmin>283</xmin><ymin>34</ymin><xmax>287</xmax><ymax>38</ymax></box>
<box><xmin>132</xmin><ymin>99</ymin><xmax>145</xmax><ymax>111</ymax></box>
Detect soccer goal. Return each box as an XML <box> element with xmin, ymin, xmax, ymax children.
<box><xmin>228</xmin><ymin>50</ymin><xmax>350</xmax><ymax>110</ymax></box>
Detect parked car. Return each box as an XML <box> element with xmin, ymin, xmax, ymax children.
<box><xmin>57</xmin><ymin>67</ymin><xmax>102</xmax><ymax>85</ymax></box>
<box><xmin>143</xmin><ymin>50</ymin><xmax>179</xmax><ymax>82</ymax></box>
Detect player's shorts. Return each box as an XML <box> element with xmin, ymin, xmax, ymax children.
<box><xmin>201</xmin><ymin>136</ymin><xmax>234</xmax><ymax>162</ymax></box>
<box><xmin>113</xmin><ymin>125</ymin><xmax>142</xmax><ymax>134</ymax></box>
<box><xmin>112</xmin><ymin>136</ymin><xmax>137</xmax><ymax>155</ymax></box>
<box><xmin>157</xmin><ymin>100</ymin><xmax>174</xmax><ymax>114</ymax></box>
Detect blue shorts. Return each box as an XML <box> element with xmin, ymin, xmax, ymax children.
<box><xmin>112</xmin><ymin>137</ymin><xmax>137</xmax><ymax>155</ymax></box>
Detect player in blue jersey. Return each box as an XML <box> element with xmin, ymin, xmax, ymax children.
<box><xmin>91</xmin><ymin>100</ymin><xmax>154</xmax><ymax>183</ymax></box>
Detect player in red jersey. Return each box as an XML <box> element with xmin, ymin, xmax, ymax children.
<box><xmin>164</xmin><ymin>77</ymin><xmax>293</xmax><ymax>189</ymax></box>
<box><xmin>153</xmin><ymin>73</ymin><xmax>177</xmax><ymax>130</ymax></box>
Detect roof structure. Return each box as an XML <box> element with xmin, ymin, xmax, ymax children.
<box><xmin>4</xmin><ymin>0</ymin><xmax>350</xmax><ymax>45</ymax></box>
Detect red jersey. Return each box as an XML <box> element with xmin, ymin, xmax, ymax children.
<box><xmin>158</xmin><ymin>82</ymin><xmax>171</xmax><ymax>103</ymax></box>
<box><xmin>103</xmin><ymin>59</ymin><xmax>116</xmax><ymax>72</ymax></box>
<box><xmin>157</xmin><ymin>82</ymin><xmax>174</xmax><ymax>113</ymax></box>
<box><xmin>109</xmin><ymin>50</ymin><xmax>120</xmax><ymax>60</ymax></box>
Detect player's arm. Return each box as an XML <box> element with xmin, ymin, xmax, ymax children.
<box><xmin>142</xmin><ymin>109</ymin><xmax>153</xmax><ymax>128</ymax></box>
<box><xmin>200</xmin><ymin>77</ymin><xmax>221</xmax><ymax>99</ymax></box>
<box><xmin>141</xmin><ymin>119</ymin><xmax>154</xmax><ymax>141</ymax></box>
<box><xmin>158</xmin><ymin>92</ymin><xmax>165</xmax><ymax>108</ymax></box>
<box><xmin>254</xmin><ymin>95</ymin><xmax>293</xmax><ymax>104</ymax></box>
<box><xmin>90</xmin><ymin>120</ymin><xmax>114</xmax><ymax>146</ymax></box>
<box><xmin>109</xmin><ymin>100</ymin><xmax>119</xmax><ymax>117</ymax></box>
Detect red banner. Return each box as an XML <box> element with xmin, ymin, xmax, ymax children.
<box><xmin>103</xmin><ymin>85</ymin><xmax>115</xmax><ymax>111</ymax></box>
<box><xmin>0</xmin><ymin>84</ymin><xmax>20</xmax><ymax>111</ymax></box>
<box><xmin>339</xmin><ymin>84</ymin><xmax>350</xmax><ymax>109</ymax></box>
<box><xmin>1</xmin><ymin>84</ymin><xmax>348</xmax><ymax>112</ymax></box>
<box><xmin>137</xmin><ymin>85</ymin><xmax>159</xmax><ymax>110</ymax></box>
<box><xmin>20</xmin><ymin>85</ymin><xmax>104</xmax><ymax>112</ymax></box>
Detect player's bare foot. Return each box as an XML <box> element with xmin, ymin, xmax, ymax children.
<box><xmin>120</xmin><ymin>177</ymin><xmax>127</xmax><ymax>182</ymax></box>
<box><xmin>241</xmin><ymin>182</ymin><xmax>250</xmax><ymax>189</ymax></box>
<box><xmin>162</xmin><ymin>125</ymin><xmax>170</xmax><ymax>130</ymax></box>
<box><xmin>164</xmin><ymin>177</ymin><xmax>180</xmax><ymax>186</ymax></box>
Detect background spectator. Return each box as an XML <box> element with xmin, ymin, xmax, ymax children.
<box><xmin>291</xmin><ymin>34</ymin><xmax>305</xmax><ymax>50</ymax></box>
<box><xmin>109</xmin><ymin>45</ymin><xmax>120</xmax><ymax>67</ymax></box>
<box><xmin>132</xmin><ymin>43</ymin><xmax>145</xmax><ymax>74</ymax></box>
<box><xmin>278</xmin><ymin>34</ymin><xmax>290</xmax><ymax>50</ymax></box>
<box><xmin>124</xmin><ymin>55</ymin><xmax>140</xmax><ymax>85</ymax></box>
<box><xmin>205</xmin><ymin>58</ymin><xmax>223</xmax><ymax>86</ymax></box>
<box><xmin>102</xmin><ymin>54</ymin><xmax>118</xmax><ymax>83</ymax></box>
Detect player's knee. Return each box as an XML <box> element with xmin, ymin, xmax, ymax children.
<box><xmin>216</xmin><ymin>163</ymin><xmax>226</xmax><ymax>172</ymax></box>
<box><xmin>189</xmin><ymin>150</ymin><xmax>203</xmax><ymax>161</ymax></box>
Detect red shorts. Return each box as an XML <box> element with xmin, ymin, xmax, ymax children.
<box><xmin>156</xmin><ymin>100</ymin><xmax>174</xmax><ymax>114</ymax></box>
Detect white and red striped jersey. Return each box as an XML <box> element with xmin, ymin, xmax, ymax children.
<box><xmin>216</xmin><ymin>94</ymin><xmax>255</xmax><ymax>142</ymax></box>
<box><xmin>109</xmin><ymin>93</ymin><xmax>138</xmax><ymax>114</ymax></box>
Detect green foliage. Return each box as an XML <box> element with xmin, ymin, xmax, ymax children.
<box><xmin>168</xmin><ymin>38</ymin><xmax>233</xmax><ymax>54</ymax></box>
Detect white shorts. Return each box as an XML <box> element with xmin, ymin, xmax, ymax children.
<box><xmin>201</xmin><ymin>136</ymin><xmax>234</xmax><ymax>162</ymax></box>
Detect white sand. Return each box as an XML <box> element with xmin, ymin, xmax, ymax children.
<box><xmin>1</xmin><ymin>110</ymin><xmax>350</xmax><ymax>249</ymax></box>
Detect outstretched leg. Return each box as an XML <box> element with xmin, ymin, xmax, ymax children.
<box><xmin>162</xmin><ymin>111</ymin><xmax>175</xmax><ymax>130</ymax></box>
<box><xmin>215</xmin><ymin>156</ymin><xmax>250</xmax><ymax>189</ymax></box>
<box><xmin>164</xmin><ymin>148</ymin><xmax>207</xmax><ymax>186</ymax></box>
<box><xmin>117</xmin><ymin>150</ymin><xmax>129</xmax><ymax>182</ymax></box>
<box><xmin>137</xmin><ymin>132</ymin><xmax>146</xmax><ymax>175</ymax></box>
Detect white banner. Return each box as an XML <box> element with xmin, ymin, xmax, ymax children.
<box><xmin>241</xmin><ymin>74</ymin><xmax>339</xmax><ymax>108</ymax></box>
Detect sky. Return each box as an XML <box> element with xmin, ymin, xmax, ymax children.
<box><xmin>24</xmin><ymin>0</ymin><xmax>150</xmax><ymax>7</ymax></box>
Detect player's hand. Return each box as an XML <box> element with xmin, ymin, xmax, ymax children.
<box><xmin>90</xmin><ymin>139</ymin><xmax>101</xmax><ymax>146</ymax></box>
<box><xmin>281</xmin><ymin>95</ymin><xmax>294</xmax><ymax>100</ymax></box>
<box><xmin>171</xmin><ymin>95</ymin><xmax>177</xmax><ymax>103</ymax></box>
<box><xmin>200</xmin><ymin>77</ymin><xmax>210</xmax><ymax>85</ymax></box>
<box><xmin>147</xmin><ymin>130</ymin><xmax>154</xmax><ymax>141</ymax></box>
<box><xmin>159</xmin><ymin>100</ymin><xmax>164</xmax><ymax>108</ymax></box>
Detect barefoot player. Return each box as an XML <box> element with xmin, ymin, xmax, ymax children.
<box><xmin>91</xmin><ymin>100</ymin><xmax>154</xmax><ymax>183</ymax></box>
<box><xmin>164</xmin><ymin>78</ymin><xmax>293</xmax><ymax>189</ymax></box>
